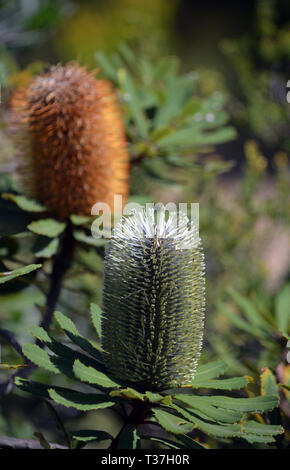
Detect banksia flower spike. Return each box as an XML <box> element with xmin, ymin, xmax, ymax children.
<box><xmin>10</xmin><ymin>63</ymin><xmax>129</xmax><ymax>220</ymax></box>
<box><xmin>102</xmin><ymin>208</ymin><xmax>205</xmax><ymax>391</ymax></box>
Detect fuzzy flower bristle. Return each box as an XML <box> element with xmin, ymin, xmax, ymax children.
<box><xmin>10</xmin><ymin>63</ymin><xmax>129</xmax><ymax>220</ymax></box>
<box><xmin>102</xmin><ymin>208</ymin><xmax>206</xmax><ymax>391</ymax></box>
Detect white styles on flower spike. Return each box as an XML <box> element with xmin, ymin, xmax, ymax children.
<box><xmin>102</xmin><ymin>208</ymin><xmax>206</xmax><ymax>391</ymax></box>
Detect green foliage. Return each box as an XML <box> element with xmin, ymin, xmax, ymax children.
<box><xmin>72</xmin><ymin>430</ymin><xmax>112</xmax><ymax>444</ymax></box>
<box><xmin>90</xmin><ymin>303</ymin><xmax>102</xmax><ymax>339</ymax></box>
<box><xmin>193</xmin><ymin>140</ymin><xmax>290</xmax><ymax>313</ymax></box>
<box><xmin>27</xmin><ymin>219</ymin><xmax>66</xmax><ymax>238</ymax></box>
<box><xmin>117</xmin><ymin>424</ymin><xmax>140</xmax><ymax>450</ymax></box>
<box><xmin>73</xmin><ymin>360</ymin><xmax>119</xmax><ymax>389</ymax></box>
<box><xmin>0</xmin><ymin>194</ymin><xmax>33</xmax><ymax>237</ymax></box>
<box><xmin>0</xmin><ymin>264</ymin><xmax>41</xmax><ymax>285</ymax></box>
<box><xmin>34</xmin><ymin>238</ymin><xmax>59</xmax><ymax>258</ymax></box>
<box><xmin>220</xmin><ymin>0</ymin><xmax>290</xmax><ymax>152</ymax></box>
<box><xmin>48</xmin><ymin>389</ymin><xmax>115</xmax><ymax>412</ymax></box>
<box><xmin>1</xmin><ymin>194</ymin><xmax>47</xmax><ymax>213</ymax></box>
<box><xmin>215</xmin><ymin>285</ymin><xmax>289</xmax><ymax>376</ymax></box>
<box><xmin>0</xmin><ymin>30</ymin><xmax>289</xmax><ymax>450</ymax></box>
<box><xmin>22</xmin><ymin>343</ymin><xmax>59</xmax><ymax>374</ymax></box>
<box><xmin>191</xmin><ymin>377</ymin><xmax>249</xmax><ymax>390</ymax></box>
<box><xmin>15</xmin><ymin>311</ymin><xmax>283</xmax><ymax>449</ymax></box>
<box><xmin>95</xmin><ymin>46</ymin><xmax>236</xmax><ymax>189</ymax></box>
<box><xmin>261</xmin><ymin>367</ymin><xmax>279</xmax><ymax>397</ymax></box>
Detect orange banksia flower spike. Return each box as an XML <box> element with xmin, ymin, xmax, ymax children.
<box><xmin>10</xmin><ymin>63</ymin><xmax>129</xmax><ymax>220</ymax></box>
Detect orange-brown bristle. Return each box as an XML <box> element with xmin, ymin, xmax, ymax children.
<box><xmin>10</xmin><ymin>63</ymin><xmax>129</xmax><ymax>220</ymax></box>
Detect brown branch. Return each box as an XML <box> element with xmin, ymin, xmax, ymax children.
<box><xmin>40</xmin><ymin>222</ymin><xmax>75</xmax><ymax>332</ymax></box>
<box><xmin>109</xmin><ymin>401</ymin><xmax>151</xmax><ymax>449</ymax></box>
<box><xmin>0</xmin><ymin>328</ymin><xmax>25</xmax><ymax>359</ymax></box>
<box><xmin>0</xmin><ymin>435</ymin><xmax>66</xmax><ymax>449</ymax></box>
<box><xmin>0</xmin><ymin>327</ymin><xmax>34</xmax><ymax>395</ymax></box>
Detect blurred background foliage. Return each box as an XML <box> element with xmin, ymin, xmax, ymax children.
<box><xmin>0</xmin><ymin>0</ymin><xmax>289</xmax><ymax>449</ymax></box>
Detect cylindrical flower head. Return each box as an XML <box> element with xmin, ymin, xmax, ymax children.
<box><xmin>102</xmin><ymin>208</ymin><xmax>205</xmax><ymax>391</ymax></box>
<box><xmin>10</xmin><ymin>64</ymin><xmax>129</xmax><ymax>220</ymax></box>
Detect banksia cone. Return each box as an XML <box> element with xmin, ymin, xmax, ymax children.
<box><xmin>102</xmin><ymin>208</ymin><xmax>205</xmax><ymax>391</ymax></box>
<box><xmin>10</xmin><ymin>64</ymin><xmax>129</xmax><ymax>220</ymax></box>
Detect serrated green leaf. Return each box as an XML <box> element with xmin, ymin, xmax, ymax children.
<box><xmin>72</xmin><ymin>430</ymin><xmax>113</xmax><ymax>442</ymax></box>
<box><xmin>275</xmin><ymin>284</ymin><xmax>290</xmax><ymax>335</ymax></box>
<box><xmin>171</xmin><ymin>402</ymin><xmax>201</xmax><ymax>423</ymax></box>
<box><xmin>1</xmin><ymin>193</ymin><xmax>46</xmax><ymax>212</ymax></box>
<box><xmin>192</xmin><ymin>376</ymin><xmax>249</xmax><ymax>390</ymax></box>
<box><xmin>260</xmin><ymin>367</ymin><xmax>279</xmax><ymax>397</ymax></box>
<box><xmin>117</xmin><ymin>424</ymin><xmax>139</xmax><ymax>449</ymax></box>
<box><xmin>141</xmin><ymin>431</ymin><xmax>205</xmax><ymax>449</ymax></box>
<box><xmin>48</xmin><ymin>388</ymin><xmax>115</xmax><ymax>411</ymax></box>
<box><xmin>73</xmin><ymin>230</ymin><xmax>107</xmax><ymax>247</ymax></box>
<box><xmin>54</xmin><ymin>310</ymin><xmax>79</xmax><ymax>336</ymax></box>
<box><xmin>28</xmin><ymin>219</ymin><xmax>65</xmax><ymax>238</ymax></box>
<box><xmin>29</xmin><ymin>325</ymin><xmax>52</xmax><ymax>343</ymax></box>
<box><xmin>173</xmin><ymin>396</ymin><xmax>243</xmax><ymax>424</ymax></box>
<box><xmin>73</xmin><ymin>360</ymin><xmax>119</xmax><ymax>389</ymax></box>
<box><xmin>15</xmin><ymin>377</ymin><xmax>51</xmax><ymax>398</ymax></box>
<box><xmin>148</xmin><ymin>437</ymin><xmax>183</xmax><ymax>449</ymax></box>
<box><xmin>242</xmin><ymin>421</ymin><xmax>283</xmax><ymax>436</ymax></box>
<box><xmin>153</xmin><ymin>409</ymin><xmax>193</xmax><ymax>435</ymax></box>
<box><xmin>90</xmin><ymin>303</ymin><xmax>102</xmax><ymax>338</ymax></box>
<box><xmin>144</xmin><ymin>391</ymin><xmax>163</xmax><ymax>402</ymax></box>
<box><xmin>173</xmin><ymin>402</ymin><xmax>242</xmax><ymax>439</ymax></box>
<box><xmin>50</xmin><ymin>355</ymin><xmax>78</xmax><ymax>379</ymax></box>
<box><xmin>16</xmin><ymin>378</ymin><xmax>113</xmax><ymax>418</ymax></box>
<box><xmin>186</xmin><ymin>415</ymin><xmax>241</xmax><ymax>439</ymax></box>
<box><xmin>29</xmin><ymin>325</ymin><xmax>103</xmax><ymax>375</ymax></box>
<box><xmin>0</xmin><ymin>263</ymin><xmax>41</xmax><ymax>284</ymax></box>
<box><xmin>34</xmin><ymin>237</ymin><xmax>59</xmax><ymax>258</ymax></box>
<box><xmin>175</xmin><ymin>395</ymin><xmax>279</xmax><ymax>413</ymax></box>
<box><xmin>174</xmin><ymin>401</ymin><xmax>264</xmax><ymax>442</ymax></box>
<box><xmin>144</xmin><ymin>391</ymin><xmax>172</xmax><ymax>406</ymax></box>
<box><xmin>240</xmin><ymin>433</ymin><xmax>276</xmax><ymax>444</ymax></box>
<box><xmin>176</xmin><ymin>434</ymin><xmax>207</xmax><ymax>449</ymax></box>
<box><xmin>22</xmin><ymin>343</ymin><xmax>59</xmax><ymax>374</ymax></box>
<box><xmin>70</xmin><ymin>214</ymin><xmax>92</xmax><ymax>226</ymax></box>
<box><xmin>110</xmin><ymin>387</ymin><xmax>144</xmax><ymax>401</ymax></box>
<box><xmin>54</xmin><ymin>311</ymin><xmax>104</xmax><ymax>364</ymax></box>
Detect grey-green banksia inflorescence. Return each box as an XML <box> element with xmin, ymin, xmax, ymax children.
<box><xmin>102</xmin><ymin>208</ymin><xmax>205</xmax><ymax>391</ymax></box>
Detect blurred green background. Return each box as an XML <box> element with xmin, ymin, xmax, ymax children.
<box><xmin>0</xmin><ymin>0</ymin><xmax>289</xmax><ymax>449</ymax></box>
